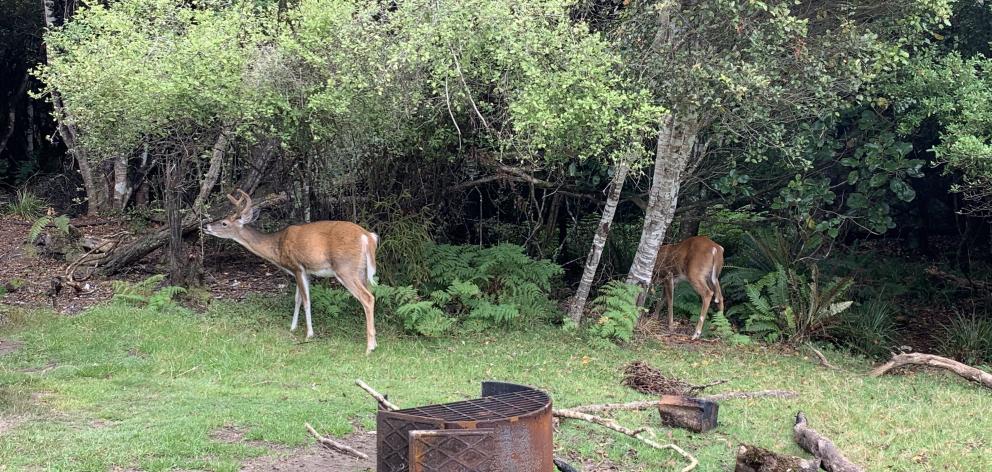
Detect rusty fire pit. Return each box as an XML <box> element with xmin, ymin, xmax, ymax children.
<box><xmin>376</xmin><ymin>381</ymin><xmax>554</xmax><ymax>472</ymax></box>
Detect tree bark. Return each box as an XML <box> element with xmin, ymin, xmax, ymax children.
<box><xmin>793</xmin><ymin>412</ymin><xmax>864</xmax><ymax>472</ymax></box>
<box><xmin>567</xmin><ymin>162</ymin><xmax>630</xmax><ymax>324</ymax></box>
<box><xmin>112</xmin><ymin>154</ymin><xmax>129</xmax><ymax>211</ymax></box>
<box><xmin>626</xmin><ymin>114</ymin><xmax>698</xmax><ymax>305</ymax></box>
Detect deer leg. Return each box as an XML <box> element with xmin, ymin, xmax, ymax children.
<box><xmin>665</xmin><ymin>276</ymin><xmax>675</xmax><ymax>331</ymax></box>
<box><xmin>294</xmin><ymin>270</ymin><xmax>314</xmax><ymax>339</ymax></box>
<box><xmin>336</xmin><ymin>273</ymin><xmax>377</xmax><ymax>354</ymax></box>
<box><xmin>689</xmin><ymin>278</ymin><xmax>713</xmax><ymax>340</ymax></box>
<box><xmin>713</xmin><ymin>279</ymin><xmax>725</xmax><ymax>313</ymax></box>
<box><xmin>290</xmin><ymin>283</ymin><xmax>302</xmax><ymax>332</ymax></box>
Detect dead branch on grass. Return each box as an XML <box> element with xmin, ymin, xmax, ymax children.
<box><xmin>869</xmin><ymin>353</ymin><xmax>992</xmax><ymax>389</ymax></box>
<box><xmin>355</xmin><ymin>378</ymin><xmax>400</xmax><ymax>411</ymax></box>
<box><xmin>793</xmin><ymin>412</ymin><xmax>864</xmax><ymax>472</ymax></box>
<box><xmin>304</xmin><ymin>422</ymin><xmax>369</xmax><ymax>460</ymax></box>
<box><xmin>806</xmin><ymin>343</ymin><xmax>840</xmax><ymax>370</ymax></box>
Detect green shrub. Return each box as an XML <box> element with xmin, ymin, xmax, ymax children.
<box><xmin>5</xmin><ymin>189</ymin><xmax>46</xmax><ymax>220</ymax></box>
<box><xmin>831</xmin><ymin>297</ymin><xmax>901</xmax><ymax>359</ymax></box>
<box><xmin>730</xmin><ymin>265</ymin><xmax>852</xmax><ymax>343</ymax></box>
<box><xmin>587</xmin><ymin>281</ymin><xmax>642</xmax><ymax>343</ymax></box>
<box><xmin>936</xmin><ymin>310</ymin><xmax>992</xmax><ymax>365</ymax></box>
<box><xmin>112</xmin><ymin>274</ymin><xmax>187</xmax><ymax>313</ymax></box>
<box><xmin>309</xmin><ymin>243</ymin><xmax>563</xmax><ymax>336</ymax></box>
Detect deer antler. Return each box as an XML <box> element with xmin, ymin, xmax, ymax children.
<box><xmin>237</xmin><ymin>189</ymin><xmax>253</xmax><ymax>213</ymax></box>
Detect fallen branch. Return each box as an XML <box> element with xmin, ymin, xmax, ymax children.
<box><xmin>869</xmin><ymin>352</ymin><xmax>992</xmax><ymax>389</ymax></box>
<box><xmin>554</xmin><ymin>408</ymin><xmax>697</xmax><ymax>472</ymax></box>
<box><xmin>793</xmin><ymin>412</ymin><xmax>864</xmax><ymax>472</ymax></box>
<box><xmin>564</xmin><ymin>390</ymin><xmax>798</xmax><ymax>414</ymax></box>
<box><xmin>736</xmin><ymin>443</ymin><xmax>820</xmax><ymax>472</ymax></box>
<box><xmin>355</xmin><ymin>379</ymin><xmax>400</xmax><ymax>411</ymax></box>
<box><xmin>704</xmin><ymin>390</ymin><xmax>799</xmax><ymax>402</ymax></box>
<box><xmin>806</xmin><ymin>343</ymin><xmax>840</xmax><ymax>370</ymax></box>
<box><xmin>925</xmin><ymin>266</ymin><xmax>991</xmax><ymax>291</ymax></box>
<box><xmin>304</xmin><ymin>422</ymin><xmax>369</xmax><ymax>460</ymax></box>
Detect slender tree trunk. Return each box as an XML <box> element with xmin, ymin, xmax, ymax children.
<box><xmin>678</xmin><ymin>185</ymin><xmax>706</xmax><ymax>240</ymax></box>
<box><xmin>113</xmin><ymin>154</ymin><xmax>129</xmax><ymax>211</ymax></box>
<box><xmin>237</xmin><ymin>136</ymin><xmax>277</xmax><ymax>195</ymax></box>
<box><xmin>626</xmin><ymin>114</ymin><xmax>698</xmax><ymax>306</ymax></box>
<box><xmin>42</xmin><ymin>0</ymin><xmax>109</xmax><ymax>215</ymax></box>
<box><xmin>164</xmin><ymin>158</ymin><xmax>188</xmax><ymax>284</ymax></box>
<box><xmin>25</xmin><ymin>102</ymin><xmax>34</xmax><ymax>156</ymax></box>
<box><xmin>567</xmin><ymin>162</ymin><xmax>630</xmax><ymax>323</ymax></box>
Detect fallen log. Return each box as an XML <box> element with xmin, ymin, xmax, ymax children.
<box><xmin>657</xmin><ymin>395</ymin><xmax>718</xmax><ymax>433</ymax></box>
<box><xmin>736</xmin><ymin>444</ymin><xmax>820</xmax><ymax>472</ymax></box>
<box><xmin>869</xmin><ymin>352</ymin><xmax>992</xmax><ymax>390</ymax></box>
<box><xmin>554</xmin><ymin>408</ymin><xmax>698</xmax><ymax>472</ymax></box>
<box><xmin>304</xmin><ymin>422</ymin><xmax>369</xmax><ymax>460</ymax></box>
<box><xmin>793</xmin><ymin>412</ymin><xmax>864</xmax><ymax>472</ymax></box>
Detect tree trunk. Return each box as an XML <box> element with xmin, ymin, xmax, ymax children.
<box><xmin>164</xmin><ymin>159</ymin><xmax>189</xmax><ymax>285</ymax></box>
<box><xmin>626</xmin><ymin>114</ymin><xmax>698</xmax><ymax>305</ymax></box>
<box><xmin>0</xmin><ymin>74</ymin><xmax>29</xmax><ymax>158</ymax></box>
<box><xmin>42</xmin><ymin>0</ymin><xmax>109</xmax><ymax>215</ymax></box>
<box><xmin>238</xmin><ymin>136</ymin><xmax>277</xmax><ymax>195</ymax></box>
<box><xmin>677</xmin><ymin>185</ymin><xmax>706</xmax><ymax>240</ymax></box>
<box><xmin>567</xmin><ymin>162</ymin><xmax>630</xmax><ymax>323</ymax></box>
<box><xmin>113</xmin><ymin>154</ymin><xmax>129</xmax><ymax>211</ymax></box>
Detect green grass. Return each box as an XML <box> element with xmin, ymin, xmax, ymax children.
<box><xmin>1</xmin><ymin>297</ymin><xmax>990</xmax><ymax>471</ymax></box>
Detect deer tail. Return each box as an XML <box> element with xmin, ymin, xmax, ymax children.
<box><xmin>365</xmin><ymin>232</ymin><xmax>379</xmax><ymax>286</ymax></box>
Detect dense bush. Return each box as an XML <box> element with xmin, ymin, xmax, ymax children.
<box><xmin>309</xmin><ymin>242</ymin><xmax>563</xmax><ymax>336</ymax></box>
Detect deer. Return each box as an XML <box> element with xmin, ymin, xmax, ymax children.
<box><xmin>203</xmin><ymin>190</ymin><xmax>380</xmax><ymax>354</ymax></box>
<box><xmin>650</xmin><ymin>235</ymin><xmax>725</xmax><ymax>340</ymax></box>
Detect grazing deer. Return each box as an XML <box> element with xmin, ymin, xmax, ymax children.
<box><xmin>203</xmin><ymin>190</ymin><xmax>380</xmax><ymax>354</ymax></box>
<box><xmin>651</xmin><ymin>236</ymin><xmax>725</xmax><ymax>340</ymax></box>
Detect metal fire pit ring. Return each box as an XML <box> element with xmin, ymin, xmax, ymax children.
<box><xmin>377</xmin><ymin>381</ymin><xmax>554</xmax><ymax>472</ymax></box>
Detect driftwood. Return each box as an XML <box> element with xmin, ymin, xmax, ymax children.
<box><xmin>869</xmin><ymin>352</ymin><xmax>992</xmax><ymax>389</ymax></box>
<box><xmin>565</xmin><ymin>390</ymin><xmax>799</xmax><ymax>414</ymax></box>
<box><xmin>793</xmin><ymin>412</ymin><xmax>864</xmax><ymax>472</ymax></box>
<box><xmin>304</xmin><ymin>422</ymin><xmax>369</xmax><ymax>460</ymax></box>
<box><xmin>736</xmin><ymin>444</ymin><xmax>820</xmax><ymax>472</ymax></box>
<box><xmin>553</xmin><ymin>408</ymin><xmax>698</xmax><ymax>472</ymax></box>
<box><xmin>807</xmin><ymin>343</ymin><xmax>840</xmax><ymax>370</ymax></box>
<box><xmin>355</xmin><ymin>379</ymin><xmax>400</xmax><ymax>411</ymax></box>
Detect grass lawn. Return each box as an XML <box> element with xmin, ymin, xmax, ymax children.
<box><xmin>1</xmin><ymin>295</ymin><xmax>989</xmax><ymax>471</ymax></box>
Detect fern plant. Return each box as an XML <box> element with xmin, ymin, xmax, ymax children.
<box><xmin>734</xmin><ymin>264</ymin><xmax>852</xmax><ymax>344</ymax></box>
<box><xmin>587</xmin><ymin>281</ymin><xmax>642</xmax><ymax>343</ymax></box>
<box><xmin>112</xmin><ymin>274</ymin><xmax>186</xmax><ymax>313</ymax></box>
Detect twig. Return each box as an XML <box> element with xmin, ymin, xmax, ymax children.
<box><xmin>355</xmin><ymin>379</ymin><xmax>400</xmax><ymax>411</ymax></box>
<box><xmin>870</xmin><ymin>352</ymin><xmax>992</xmax><ymax>389</ymax></box>
<box><xmin>554</xmin><ymin>409</ymin><xmax>698</xmax><ymax>472</ymax></box>
<box><xmin>793</xmin><ymin>412</ymin><xmax>864</xmax><ymax>472</ymax></box>
<box><xmin>449</xmin><ymin>48</ymin><xmax>490</xmax><ymax>131</ymax></box>
<box><xmin>305</xmin><ymin>422</ymin><xmax>369</xmax><ymax>460</ymax></box>
<box><xmin>806</xmin><ymin>343</ymin><xmax>840</xmax><ymax>371</ymax></box>
<box><xmin>687</xmin><ymin>378</ymin><xmax>729</xmax><ymax>394</ymax></box>
<box><xmin>564</xmin><ymin>390</ymin><xmax>798</xmax><ymax>414</ymax></box>
<box><xmin>703</xmin><ymin>390</ymin><xmax>799</xmax><ymax>401</ymax></box>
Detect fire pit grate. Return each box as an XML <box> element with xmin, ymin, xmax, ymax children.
<box><xmin>377</xmin><ymin>381</ymin><xmax>553</xmax><ymax>472</ymax></box>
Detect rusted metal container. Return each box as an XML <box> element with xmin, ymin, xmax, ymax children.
<box><xmin>377</xmin><ymin>381</ymin><xmax>554</xmax><ymax>472</ymax></box>
<box><xmin>658</xmin><ymin>395</ymin><xmax>719</xmax><ymax>433</ymax></box>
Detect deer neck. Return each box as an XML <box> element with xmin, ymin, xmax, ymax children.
<box><xmin>235</xmin><ymin>226</ymin><xmax>285</xmax><ymax>269</ymax></box>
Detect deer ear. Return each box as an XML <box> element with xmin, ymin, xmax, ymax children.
<box><xmin>238</xmin><ymin>206</ymin><xmax>260</xmax><ymax>225</ymax></box>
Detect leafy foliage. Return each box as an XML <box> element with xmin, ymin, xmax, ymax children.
<box><xmin>587</xmin><ymin>281</ymin><xmax>642</xmax><ymax>343</ymax></box>
<box><xmin>730</xmin><ymin>265</ymin><xmax>853</xmax><ymax>344</ymax></box>
<box><xmin>112</xmin><ymin>274</ymin><xmax>187</xmax><ymax>313</ymax></box>
<box><xmin>311</xmin><ymin>243</ymin><xmax>562</xmax><ymax>336</ymax></box>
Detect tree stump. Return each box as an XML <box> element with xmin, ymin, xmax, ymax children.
<box><xmin>736</xmin><ymin>444</ymin><xmax>820</xmax><ymax>472</ymax></box>
<box><xmin>658</xmin><ymin>395</ymin><xmax>718</xmax><ymax>433</ymax></box>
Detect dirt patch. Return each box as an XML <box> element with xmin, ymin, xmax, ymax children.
<box><xmin>0</xmin><ymin>339</ymin><xmax>23</xmax><ymax>356</ymax></box>
<box><xmin>211</xmin><ymin>424</ymin><xmax>249</xmax><ymax>444</ymax></box>
<box><xmin>0</xmin><ymin>216</ymin><xmax>287</xmax><ymax>315</ymax></box>
<box><xmin>239</xmin><ymin>430</ymin><xmax>376</xmax><ymax>472</ymax></box>
<box><xmin>0</xmin><ymin>415</ymin><xmax>27</xmax><ymax>436</ymax></box>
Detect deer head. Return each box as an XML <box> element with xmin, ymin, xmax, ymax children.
<box><xmin>203</xmin><ymin>189</ymin><xmax>260</xmax><ymax>240</ymax></box>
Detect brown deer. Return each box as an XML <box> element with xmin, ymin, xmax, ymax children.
<box><xmin>203</xmin><ymin>190</ymin><xmax>380</xmax><ymax>354</ymax></box>
<box><xmin>651</xmin><ymin>236</ymin><xmax>725</xmax><ymax>339</ymax></box>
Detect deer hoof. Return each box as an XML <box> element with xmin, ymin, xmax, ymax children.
<box><xmin>306</xmin><ymin>332</ymin><xmax>314</xmax><ymax>340</ymax></box>
<box><xmin>366</xmin><ymin>339</ymin><xmax>377</xmax><ymax>354</ymax></box>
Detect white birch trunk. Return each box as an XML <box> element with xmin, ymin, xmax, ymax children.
<box><xmin>567</xmin><ymin>162</ymin><xmax>630</xmax><ymax>323</ymax></box>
